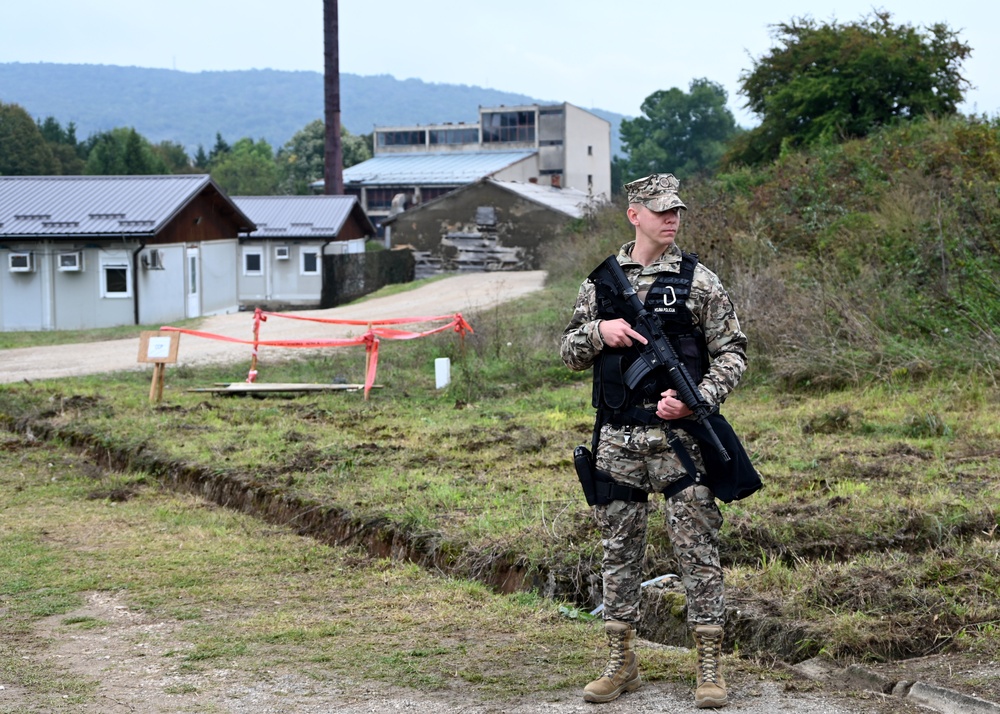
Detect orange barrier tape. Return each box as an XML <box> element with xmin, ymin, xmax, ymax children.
<box><xmin>258</xmin><ymin>310</ymin><xmax>475</xmax><ymax>330</ymax></box>
<box><xmin>161</xmin><ymin>309</ymin><xmax>473</xmax><ymax>398</ymax></box>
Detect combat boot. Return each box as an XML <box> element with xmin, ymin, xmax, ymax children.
<box><xmin>693</xmin><ymin>624</ymin><xmax>728</xmax><ymax>708</ymax></box>
<box><xmin>583</xmin><ymin>619</ymin><xmax>642</xmax><ymax>703</ymax></box>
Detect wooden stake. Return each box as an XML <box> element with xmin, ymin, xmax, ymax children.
<box><xmin>247</xmin><ymin>308</ymin><xmax>262</xmax><ymax>383</ymax></box>
<box><xmin>149</xmin><ymin>363</ymin><xmax>165</xmax><ymax>404</ymax></box>
<box><xmin>364</xmin><ymin>322</ymin><xmax>373</xmax><ymax>401</ymax></box>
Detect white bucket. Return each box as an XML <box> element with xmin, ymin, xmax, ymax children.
<box><xmin>434</xmin><ymin>357</ymin><xmax>451</xmax><ymax>389</ymax></box>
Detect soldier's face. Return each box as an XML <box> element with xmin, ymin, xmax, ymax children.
<box><xmin>628</xmin><ymin>205</ymin><xmax>681</xmax><ymax>247</ymax></box>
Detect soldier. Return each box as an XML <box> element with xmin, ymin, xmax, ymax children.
<box><xmin>560</xmin><ymin>173</ymin><xmax>749</xmax><ymax>708</ymax></box>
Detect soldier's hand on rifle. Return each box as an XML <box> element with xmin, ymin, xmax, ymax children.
<box><xmin>656</xmin><ymin>388</ymin><xmax>693</xmax><ymax>421</ymax></box>
<box><xmin>598</xmin><ymin>319</ymin><xmax>648</xmax><ymax>348</ymax></box>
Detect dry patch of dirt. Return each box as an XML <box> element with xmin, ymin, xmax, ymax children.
<box><xmin>1</xmin><ymin>592</ymin><xmax>952</xmax><ymax>714</ymax></box>
<box><xmin>22</xmin><ymin>591</ymin><xmax>395</xmax><ymax>713</ymax></box>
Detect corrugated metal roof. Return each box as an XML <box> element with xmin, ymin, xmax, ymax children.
<box><xmin>232</xmin><ymin>195</ymin><xmax>373</xmax><ymax>238</ymax></box>
<box><xmin>491</xmin><ymin>180</ymin><xmax>591</xmax><ymax>218</ymax></box>
<box><xmin>0</xmin><ymin>174</ymin><xmax>254</xmax><ymax>237</ymax></box>
<box><xmin>342</xmin><ymin>151</ymin><xmax>537</xmax><ymax>186</ymax></box>
<box><xmin>382</xmin><ymin>178</ymin><xmax>594</xmax><ymax>226</ymax></box>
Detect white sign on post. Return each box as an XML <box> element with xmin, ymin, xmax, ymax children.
<box><xmin>137</xmin><ymin>331</ymin><xmax>181</xmax><ymax>404</ymax></box>
<box><xmin>146</xmin><ymin>336</ymin><xmax>173</xmax><ymax>360</ymax></box>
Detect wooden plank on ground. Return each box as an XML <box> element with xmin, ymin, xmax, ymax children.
<box><xmin>188</xmin><ymin>383</ymin><xmax>380</xmax><ymax>394</ymax></box>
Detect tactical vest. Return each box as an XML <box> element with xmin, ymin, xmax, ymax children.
<box><xmin>592</xmin><ymin>252</ymin><xmax>709</xmax><ymax>426</ymax></box>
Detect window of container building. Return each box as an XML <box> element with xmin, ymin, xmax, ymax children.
<box><xmin>482</xmin><ymin>111</ymin><xmax>535</xmax><ymax>143</ymax></box>
<box><xmin>300</xmin><ymin>249</ymin><xmax>320</xmax><ymax>275</ymax></box>
<box><xmin>376</xmin><ymin>130</ymin><xmax>427</xmax><ymax>148</ymax></box>
<box><xmin>429</xmin><ymin>128</ymin><xmax>480</xmax><ymax>145</ymax></box>
<box><xmin>100</xmin><ymin>256</ymin><xmax>131</xmax><ymax>298</ymax></box>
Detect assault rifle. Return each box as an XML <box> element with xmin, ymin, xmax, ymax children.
<box><xmin>588</xmin><ymin>255</ymin><xmax>730</xmax><ymax>463</ymax></box>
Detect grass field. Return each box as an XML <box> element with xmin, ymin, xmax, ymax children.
<box><xmin>1</xmin><ymin>277</ymin><xmax>998</xmax><ymax>710</ymax></box>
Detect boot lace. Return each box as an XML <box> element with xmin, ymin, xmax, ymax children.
<box><xmin>697</xmin><ymin>632</ymin><xmax>721</xmax><ymax>684</ymax></box>
<box><xmin>601</xmin><ymin>630</ymin><xmax>627</xmax><ymax>678</ymax></box>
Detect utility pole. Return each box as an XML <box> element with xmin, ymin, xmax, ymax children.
<box><xmin>323</xmin><ymin>0</ymin><xmax>344</xmax><ymax>195</ymax></box>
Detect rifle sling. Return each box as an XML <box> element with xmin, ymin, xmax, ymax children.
<box><xmin>666</xmin><ymin>427</ymin><xmax>700</xmax><ymax>476</ymax></box>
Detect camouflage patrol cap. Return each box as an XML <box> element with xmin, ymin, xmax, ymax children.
<box><xmin>624</xmin><ymin>173</ymin><xmax>687</xmax><ymax>212</ymax></box>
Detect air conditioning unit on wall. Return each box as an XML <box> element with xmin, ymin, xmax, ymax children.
<box><xmin>58</xmin><ymin>251</ymin><xmax>83</xmax><ymax>271</ymax></box>
<box><xmin>275</xmin><ymin>245</ymin><xmax>290</xmax><ymax>260</ymax></box>
<box><xmin>8</xmin><ymin>252</ymin><xmax>34</xmax><ymax>273</ymax></box>
<box><xmin>141</xmin><ymin>249</ymin><xmax>165</xmax><ymax>270</ymax></box>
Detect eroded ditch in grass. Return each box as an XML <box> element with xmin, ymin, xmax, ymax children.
<box><xmin>2</xmin><ymin>408</ymin><xmax>990</xmax><ymax>669</ymax></box>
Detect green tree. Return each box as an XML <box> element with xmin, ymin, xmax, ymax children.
<box><xmin>36</xmin><ymin>115</ymin><xmax>85</xmax><ymax>174</ymax></box>
<box><xmin>618</xmin><ymin>79</ymin><xmax>740</xmax><ymax>180</ymax></box>
<box><xmin>728</xmin><ymin>11</ymin><xmax>971</xmax><ymax>166</ymax></box>
<box><xmin>84</xmin><ymin>127</ymin><xmax>168</xmax><ymax>175</ymax></box>
<box><xmin>211</xmin><ymin>137</ymin><xmax>279</xmax><ymax>195</ymax></box>
<box><xmin>152</xmin><ymin>140</ymin><xmax>194</xmax><ymax>173</ymax></box>
<box><xmin>193</xmin><ymin>144</ymin><xmax>209</xmax><ymax>170</ymax></box>
<box><xmin>122</xmin><ymin>129</ymin><xmax>147</xmax><ymax>174</ymax></box>
<box><xmin>276</xmin><ymin>120</ymin><xmax>371</xmax><ymax>194</ymax></box>
<box><xmin>48</xmin><ymin>142</ymin><xmax>86</xmax><ymax>175</ymax></box>
<box><xmin>0</xmin><ymin>101</ymin><xmax>57</xmax><ymax>175</ymax></box>
<box><xmin>344</xmin><ymin>129</ymin><xmax>372</xmax><ymax>169</ymax></box>
<box><xmin>37</xmin><ymin>116</ymin><xmax>67</xmax><ymax>144</ymax></box>
<box><xmin>208</xmin><ymin>132</ymin><xmax>231</xmax><ymax>164</ymax></box>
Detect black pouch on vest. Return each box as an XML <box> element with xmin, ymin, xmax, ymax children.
<box><xmin>593</xmin><ymin>354</ymin><xmax>627</xmax><ymax>410</ymax></box>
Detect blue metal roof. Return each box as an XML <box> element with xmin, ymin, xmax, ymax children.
<box><xmin>342</xmin><ymin>151</ymin><xmax>537</xmax><ymax>186</ymax></box>
<box><xmin>232</xmin><ymin>195</ymin><xmax>375</xmax><ymax>238</ymax></box>
<box><xmin>0</xmin><ymin>174</ymin><xmax>254</xmax><ymax>236</ymax></box>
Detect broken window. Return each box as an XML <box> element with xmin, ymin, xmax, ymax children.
<box><xmin>482</xmin><ymin>111</ymin><xmax>536</xmax><ymax>143</ymax></box>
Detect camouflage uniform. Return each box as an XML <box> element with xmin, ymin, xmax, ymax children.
<box><xmin>561</xmin><ymin>191</ymin><xmax>747</xmax><ymax>627</ymax></box>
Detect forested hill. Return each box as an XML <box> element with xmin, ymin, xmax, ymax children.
<box><xmin>0</xmin><ymin>62</ymin><xmax>626</xmax><ymax>155</ymax></box>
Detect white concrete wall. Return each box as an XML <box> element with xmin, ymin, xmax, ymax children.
<box><xmin>564</xmin><ymin>103</ymin><xmax>612</xmax><ymax>201</ymax></box>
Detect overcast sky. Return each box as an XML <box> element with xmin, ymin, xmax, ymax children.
<box><xmin>1</xmin><ymin>1</ymin><xmax>996</xmax><ymax>126</ymax></box>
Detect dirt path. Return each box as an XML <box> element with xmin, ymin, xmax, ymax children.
<box><xmin>18</xmin><ymin>592</ymin><xmax>917</xmax><ymax>714</ymax></box>
<box><xmin>0</xmin><ymin>271</ymin><xmax>547</xmax><ymax>384</ymax></box>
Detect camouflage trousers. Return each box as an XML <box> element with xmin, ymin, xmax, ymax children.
<box><xmin>594</xmin><ymin>423</ymin><xmax>725</xmax><ymax>627</ymax></box>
